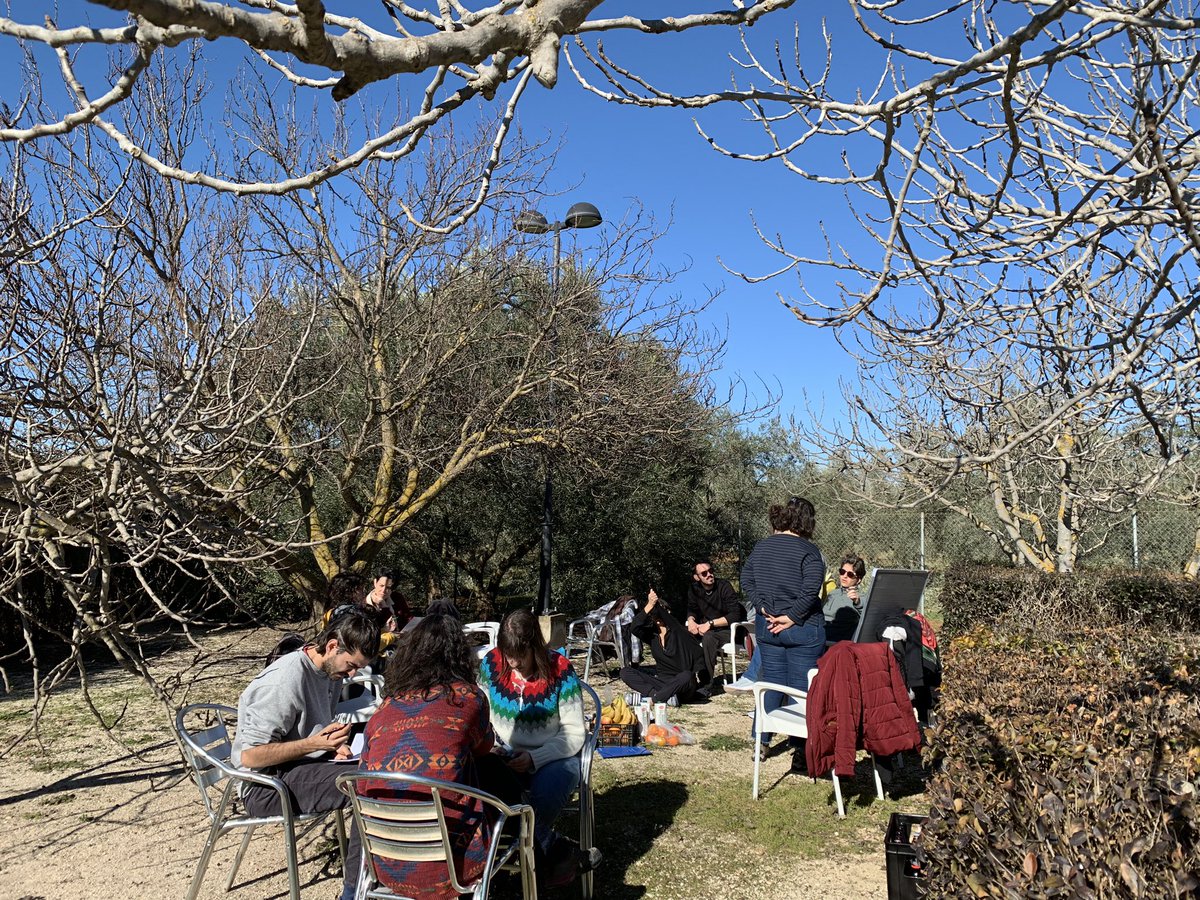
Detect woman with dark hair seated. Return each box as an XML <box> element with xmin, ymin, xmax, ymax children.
<box><xmin>478</xmin><ymin>607</ymin><xmax>589</xmax><ymax>888</ymax></box>
<box><xmin>823</xmin><ymin>553</ymin><xmax>868</xmax><ymax>643</ymax></box>
<box><xmin>355</xmin><ymin>614</ymin><xmax>496</xmax><ymax>900</ymax></box>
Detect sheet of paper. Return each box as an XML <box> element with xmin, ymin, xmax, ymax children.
<box><xmin>334</xmin><ymin>731</ymin><xmax>366</xmax><ymax>762</ymax></box>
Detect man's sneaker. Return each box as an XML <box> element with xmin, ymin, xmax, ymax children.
<box><xmin>789</xmin><ymin>746</ymin><xmax>809</xmax><ymax>774</ymax></box>
<box><xmin>727</xmin><ymin>675</ymin><xmax>755</xmax><ymax>692</ymax></box>
<box><xmin>666</xmin><ymin>695</ymin><xmax>679</xmax><ymax>707</ymax></box>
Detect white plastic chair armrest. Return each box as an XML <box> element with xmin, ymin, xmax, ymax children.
<box><xmin>749</xmin><ymin>680</ymin><xmax>809</xmax><ymax>719</ymax></box>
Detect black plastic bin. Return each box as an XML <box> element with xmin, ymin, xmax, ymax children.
<box><xmin>885</xmin><ymin>812</ymin><xmax>927</xmax><ymax>900</ymax></box>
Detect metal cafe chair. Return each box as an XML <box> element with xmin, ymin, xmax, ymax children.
<box><xmin>175</xmin><ymin>703</ymin><xmax>346</xmax><ymax>900</ymax></box>
<box><xmin>335</xmin><ymin>771</ymin><xmax>538</xmax><ymax>900</ymax></box>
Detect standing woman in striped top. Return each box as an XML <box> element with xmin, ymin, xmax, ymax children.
<box><xmin>740</xmin><ymin>497</ymin><xmax>827</xmax><ymax>750</ymax></box>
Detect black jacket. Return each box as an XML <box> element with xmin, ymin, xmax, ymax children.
<box><xmin>630</xmin><ymin>603</ymin><xmax>705</xmax><ymax>679</ymax></box>
<box><xmin>686</xmin><ymin>578</ymin><xmax>743</xmax><ymax>628</ymax></box>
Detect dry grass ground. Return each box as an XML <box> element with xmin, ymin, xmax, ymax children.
<box><xmin>0</xmin><ymin>628</ymin><xmax>928</xmax><ymax>899</ymax></box>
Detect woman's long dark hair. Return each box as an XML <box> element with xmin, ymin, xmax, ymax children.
<box><xmin>498</xmin><ymin>607</ymin><xmax>553</xmax><ymax>683</ymax></box>
<box><xmin>384</xmin><ymin>614</ymin><xmax>477</xmax><ymax>702</ymax></box>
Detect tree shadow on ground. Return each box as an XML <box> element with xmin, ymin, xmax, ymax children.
<box><xmin>824</xmin><ymin>749</ymin><xmax>930</xmax><ymax>815</ymax></box>
<box><xmin>492</xmin><ymin>778</ymin><xmax>689</xmax><ymax>900</ymax></box>
<box><xmin>0</xmin><ymin>740</ymin><xmax>184</xmax><ymax>808</ymax></box>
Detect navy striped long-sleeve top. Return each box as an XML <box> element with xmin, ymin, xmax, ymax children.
<box><xmin>741</xmin><ymin>532</ymin><xmax>826</xmax><ymax>624</ymax></box>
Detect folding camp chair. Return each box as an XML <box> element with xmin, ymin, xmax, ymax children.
<box><xmin>175</xmin><ymin>703</ymin><xmax>346</xmax><ymax>900</ymax></box>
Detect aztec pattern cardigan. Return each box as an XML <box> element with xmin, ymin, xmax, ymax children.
<box><xmin>479</xmin><ymin>647</ymin><xmax>586</xmax><ymax>771</ymax></box>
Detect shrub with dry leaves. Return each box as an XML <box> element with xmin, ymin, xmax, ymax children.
<box><xmin>920</xmin><ymin>627</ymin><xmax>1200</xmax><ymax>899</ymax></box>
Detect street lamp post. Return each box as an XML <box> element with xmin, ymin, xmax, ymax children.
<box><xmin>514</xmin><ymin>202</ymin><xmax>603</xmax><ymax>615</ymax></box>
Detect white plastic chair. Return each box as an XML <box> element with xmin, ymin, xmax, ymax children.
<box><xmin>335</xmin><ymin>771</ymin><xmax>538</xmax><ymax>900</ymax></box>
<box><xmin>464</xmin><ymin>621</ymin><xmax>501</xmax><ymax>660</ymax></box>
<box><xmin>336</xmin><ymin>672</ymin><xmax>385</xmax><ymax>724</ymax></box>
<box><xmin>175</xmin><ymin>703</ymin><xmax>347</xmax><ymax>900</ymax></box>
<box><xmin>718</xmin><ymin>620</ymin><xmax>756</xmax><ymax>683</ymax></box>
<box><xmin>749</xmin><ymin>671</ymin><xmax>884</xmax><ymax>815</ymax></box>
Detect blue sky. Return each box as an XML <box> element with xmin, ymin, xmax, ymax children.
<box><xmin>512</xmin><ymin>12</ymin><xmax>870</xmax><ymax>424</ymax></box>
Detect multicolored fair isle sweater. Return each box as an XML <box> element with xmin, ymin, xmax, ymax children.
<box><xmin>480</xmin><ymin>648</ymin><xmax>586</xmax><ymax>771</ymax></box>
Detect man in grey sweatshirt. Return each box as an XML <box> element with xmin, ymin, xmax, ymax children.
<box><xmin>231</xmin><ymin>606</ymin><xmax>380</xmax><ymax>897</ymax></box>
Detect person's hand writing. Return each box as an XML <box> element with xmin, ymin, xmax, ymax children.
<box><xmin>308</xmin><ymin>721</ymin><xmax>351</xmax><ymax>755</ymax></box>
<box><xmin>506</xmin><ymin>751</ymin><xmax>534</xmax><ymax>773</ymax></box>
<box><xmin>766</xmin><ymin>613</ymin><xmax>796</xmax><ymax>635</ymax></box>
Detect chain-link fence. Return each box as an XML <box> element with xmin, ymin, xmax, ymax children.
<box><xmin>812</xmin><ymin>502</ymin><xmax>1199</xmax><ymax>574</ymax></box>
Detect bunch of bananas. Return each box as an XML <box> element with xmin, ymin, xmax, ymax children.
<box><xmin>599</xmin><ymin>694</ymin><xmax>636</xmax><ymax>726</ymax></box>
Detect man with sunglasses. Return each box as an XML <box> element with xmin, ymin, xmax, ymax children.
<box><xmin>685</xmin><ymin>559</ymin><xmax>744</xmax><ymax>690</ymax></box>
<box><xmin>824</xmin><ymin>554</ymin><xmax>868</xmax><ymax>643</ymax></box>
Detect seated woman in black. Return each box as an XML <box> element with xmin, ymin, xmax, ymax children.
<box><xmin>619</xmin><ymin>588</ymin><xmax>706</xmax><ymax>704</ymax></box>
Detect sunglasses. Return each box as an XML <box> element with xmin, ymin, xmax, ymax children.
<box><xmin>839</xmin><ymin>568</ymin><xmax>860</xmax><ymax>578</ymax></box>
<box><xmin>696</xmin><ymin>569</ymin><xmax>714</xmax><ymax>577</ymax></box>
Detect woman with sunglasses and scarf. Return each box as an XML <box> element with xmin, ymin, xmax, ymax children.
<box><xmin>823</xmin><ymin>554</ymin><xmax>868</xmax><ymax>643</ymax></box>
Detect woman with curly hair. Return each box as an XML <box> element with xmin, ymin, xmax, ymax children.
<box><xmin>355</xmin><ymin>614</ymin><xmax>496</xmax><ymax>899</ymax></box>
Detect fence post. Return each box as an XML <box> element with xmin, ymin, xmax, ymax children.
<box><xmin>1131</xmin><ymin>512</ymin><xmax>1140</xmax><ymax>570</ymax></box>
<box><xmin>919</xmin><ymin>511</ymin><xmax>926</xmax><ymax>569</ymax></box>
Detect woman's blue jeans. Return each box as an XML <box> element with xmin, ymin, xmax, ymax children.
<box><xmin>525</xmin><ymin>755</ymin><xmax>581</xmax><ymax>851</ymax></box>
<box><xmin>753</xmin><ymin>616</ymin><xmax>825</xmax><ymax>743</ymax></box>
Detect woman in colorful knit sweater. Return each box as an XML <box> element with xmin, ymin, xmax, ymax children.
<box><xmin>479</xmin><ymin>608</ymin><xmax>586</xmax><ymax>880</ymax></box>
<box><xmin>356</xmin><ymin>614</ymin><xmax>496</xmax><ymax>900</ymax></box>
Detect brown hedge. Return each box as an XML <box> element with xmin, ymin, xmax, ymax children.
<box><xmin>918</xmin><ymin>626</ymin><xmax>1200</xmax><ymax>899</ymax></box>
<box><xmin>939</xmin><ymin>568</ymin><xmax>1200</xmax><ymax>637</ymax></box>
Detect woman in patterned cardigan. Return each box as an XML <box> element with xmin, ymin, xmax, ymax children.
<box><xmin>356</xmin><ymin>614</ymin><xmax>495</xmax><ymax>899</ymax></box>
<box><xmin>479</xmin><ymin>607</ymin><xmax>587</xmax><ymax>887</ymax></box>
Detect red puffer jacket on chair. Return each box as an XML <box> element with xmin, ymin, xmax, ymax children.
<box><xmin>805</xmin><ymin>641</ymin><xmax>921</xmax><ymax>778</ymax></box>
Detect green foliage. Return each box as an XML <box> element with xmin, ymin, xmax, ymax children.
<box><xmin>941</xmin><ymin>566</ymin><xmax>1200</xmax><ymax>636</ymax></box>
<box><xmin>227</xmin><ymin>567</ymin><xmax>311</xmax><ymax>625</ymax></box>
<box><xmin>921</xmin><ymin>627</ymin><xmax>1200</xmax><ymax>899</ymax></box>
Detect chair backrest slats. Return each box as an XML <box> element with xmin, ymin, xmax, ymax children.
<box><xmin>368</xmin><ymin>837</ymin><xmax>449</xmax><ymax>863</ymax></box>
<box><xmin>356</xmin><ymin>795</ymin><xmax>439</xmax><ymax>822</ymax></box>
<box><xmin>336</xmin><ymin>771</ymin><xmax>532</xmax><ymax>897</ymax></box>
<box><xmin>365</xmin><ymin>819</ymin><xmax>448</xmax><ymax>846</ymax></box>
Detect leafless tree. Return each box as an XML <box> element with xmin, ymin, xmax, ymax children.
<box><xmin>811</xmin><ymin>277</ymin><xmax>1197</xmax><ymax>572</ymax></box>
<box><xmin>243</xmin><ymin>164</ymin><xmax>728</xmax><ymax>602</ymax></box>
<box><xmin>575</xmin><ymin>1</ymin><xmax>1200</xmax><ymax>455</ymax></box>
<box><xmin>0</xmin><ymin>134</ymin><xmax>327</xmax><ymax>737</ymax></box>
<box><xmin>1</xmin><ymin>0</ymin><xmax>793</xmax><ymax>206</ymax></box>
<box><xmin>0</xmin><ymin>56</ymin><xmax>734</xmax><ymax>730</ymax></box>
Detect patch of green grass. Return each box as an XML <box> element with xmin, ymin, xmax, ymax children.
<box><xmin>701</xmin><ymin>734</ymin><xmax>750</xmax><ymax>752</ymax></box>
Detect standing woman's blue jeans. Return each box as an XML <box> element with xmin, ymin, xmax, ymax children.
<box><xmin>754</xmin><ymin>615</ymin><xmax>825</xmax><ymax>743</ymax></box>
